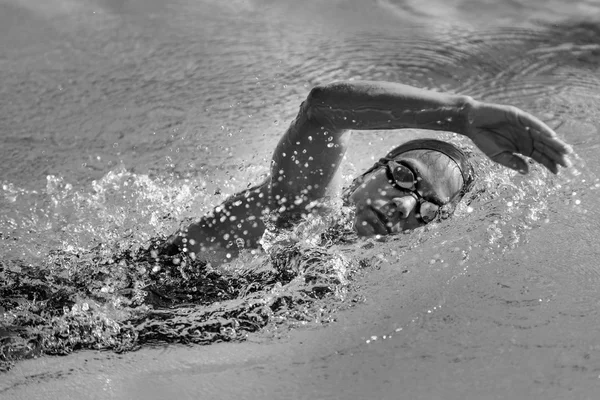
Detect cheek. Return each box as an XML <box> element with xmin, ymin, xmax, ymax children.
<box><xmin>353</xmin><ymin>186</ymin><xmax>392</xmax><ymax>209</ymax></box>
<box><xmin>353</xmin><ymin>212</ymin><xmax>374</xmax><ymax>236</ymax></box>
<box><xmin>353</xmin><ymin>208</ymin><xmax>388</xmax><ymax>236</ymax></box>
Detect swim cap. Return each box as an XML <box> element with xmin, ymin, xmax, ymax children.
<box><xmin>384</xmin><ymin>139</ymin><xmax>474</xmax><ymax>197</ymax></box>
<box><xmin>349</xmin><ymin>138</ymin><xmax>474</xmax><ymax>205</ymax></box>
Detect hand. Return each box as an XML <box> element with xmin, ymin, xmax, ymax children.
<box><xmin>465</xmin><ymin>100</ymin><xmax>572</xmax><ymax>174</ymax></box>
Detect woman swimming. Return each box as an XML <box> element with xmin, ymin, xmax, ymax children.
<box><xmin>161</xmin><ymin>80</ymin><xmax>572</xmax><ymax>263</ymax></box>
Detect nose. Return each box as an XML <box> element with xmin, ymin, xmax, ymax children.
<box><xmin>391</xmin><ymin>195</ymin><xmax>417</xmax><ymax>219</ymax></box>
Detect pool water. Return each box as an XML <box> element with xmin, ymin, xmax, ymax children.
<box><xmin>1</xmin><ymin>0</ymin><xmax>600</xmax><ymax>398</ymax></box>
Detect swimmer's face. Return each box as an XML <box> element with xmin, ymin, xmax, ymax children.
<box><xmin>349</xmin><ymin>150</ymin><xmax>464</xmax><ymax>236</ymax></box>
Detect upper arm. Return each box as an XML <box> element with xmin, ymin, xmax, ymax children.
<box><xmin>268</xmin><ymin>86</ymin><xmax>352</xmax><ymax>215</ymax></box>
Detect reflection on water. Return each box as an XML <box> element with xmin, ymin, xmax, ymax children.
<box><xmin>1</xmin><ymin>0</ymin><xmax>600</xmax><ymax>389</ymax></box>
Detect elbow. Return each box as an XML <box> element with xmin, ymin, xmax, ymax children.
<box><xmin>305</xmin><ymin>84</ymin><xmax>328</xmax><ymax>108</ymax></box>
<box><xmin>303</xmin><ymin>82</ymin><xmax>339</xmax><ymax>124</ymax></box>
<box><xmin>306</xmin><ymin>81</ymin><xmax>346</xmax><ymax>104</ymax></box>
<box><xmin>301</xmin><ymin>85</ymin><xmax>324</xmax><ymax>124</ymax></box>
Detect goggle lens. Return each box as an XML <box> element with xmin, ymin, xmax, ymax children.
<box><xmin>419</xmin><ymin>201</ymin><xmax>440</xmax><ymax>223</ymax></box>
<box><xmin>388</xmin><ymin>161</ymin><xmax>416</xmax><ymax>190</ymax></box>
<box><xmin>384</xmin><ymin>160</ymin><xmax>440</xmax><ymax>224</ymax></box>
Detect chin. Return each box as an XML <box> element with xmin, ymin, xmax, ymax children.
<box><xmin>354</xmin><ymin>215</ymin><xmax>390</xmax><ymax>237</ymax></box>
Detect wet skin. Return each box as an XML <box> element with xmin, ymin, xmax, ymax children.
<box><xmin>350</xmin><ymin>150</ymin><xmax>464</xmax><ymax>236</ymax></box>
<box><xmin>161</xmin><ymin>80</ymin><xmax>572</xmax><ymax>263</ymax></box>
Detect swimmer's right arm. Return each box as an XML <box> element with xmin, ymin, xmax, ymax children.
<box><xmin>269</xmin><ymin>81</ymin><xmax>477</xmax><ymax>212</ymax></box>
<box><xmin>463</xmin><ymin>100</ymin><xmax>572</xmax><ymax>174</ymax></box>
<box><xmin>160</xmin><ymin>181</ymin><xmax>269</xmax><ymax>262</ymax></box>
<box><xmin>161</xmin><ymin>80</ymin><xmax>572</xmax><ymax>260</ymax></box>
<box><xmin>271</xmin><ymin>80</ymin><xmax>571</xmax><ymax>211</ymax></box>
<box><xmin>162</xmin><ymin>81</ymin><xmax>454</xmax><ymax>259</ymax></box>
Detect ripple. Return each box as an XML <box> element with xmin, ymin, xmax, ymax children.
<box><xmin>3</xmin><ymin>0</ymin><xmax>600</xmax><ymax>376</ymax></box>
<box><xmin>379</xmin><ymin>0</ymin><xmax>600</xmax><ymax>25</ymax></box>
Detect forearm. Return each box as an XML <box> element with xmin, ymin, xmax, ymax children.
<box><xmin>161</xmin><ymin>182</ymin><xmax>268</xmax><ymax>259</ymax></box>
<box><xmin>306</xmin><ymin>80</ymin><xmax>474</xmax><ymax>135</ymax></box>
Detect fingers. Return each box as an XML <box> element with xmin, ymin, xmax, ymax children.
<box><xmin>531</xmin><ymin>149</ymin><xmax>559</xmax><ymax>174</ymax></box>
<box><xmin>529</xmin><ymin>135</ymin><xmax>568</xmax><ymax>168</ymax></box>
<box><xmin>511</xmin><ymin>107</ymin><xmax>573</xmax><ymax>169</ymax></box>
<box><xmin>491</xmin><ymin>152</ymin><xmax>529</xmax><ymax>174</ymax></box>
<box><xmin>479</xmin><ymin>103</ymin><xmax>573</xmax><ymax>174</ymax></box>
<box><xmin>493</xmin><ymin>148</ymin><xmax>561</xmax><ymax>175</ymax></box>
<box><xmin>531</xmin><ymin>129</ymin><xmax>573</xmax><ymax>167</ymax></box>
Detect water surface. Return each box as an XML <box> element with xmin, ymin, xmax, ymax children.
<box><xmin>1</xmin><ymin>0</ymin><xmax>600</xmax><ymax>399</ymax></box>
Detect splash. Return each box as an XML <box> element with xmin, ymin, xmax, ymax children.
<box><xmin>1</xmin><ymin>145</ymin><xmax>586</xmax><ymax>372</ymax></box>
<box><xmin>0</xmin><ymin>197</ymin><xmax>361</xmax><ymax>372</ymax></box>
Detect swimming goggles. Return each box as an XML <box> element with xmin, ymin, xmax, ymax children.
<box><xmin>382</xmin><ymin>159</ymin><xmax>445</xmax><ymax>223</ymax></box>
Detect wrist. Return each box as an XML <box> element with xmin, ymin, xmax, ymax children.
<box><xmin>456</xmin><ymin>95</ymin><xmax>476</xmax><ymax>138</ymax></box>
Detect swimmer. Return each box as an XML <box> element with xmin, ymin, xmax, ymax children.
<box><xmin>161</xmin><ymin>80</ymin><xmax>572</xmax><ymax>262</ymax></box>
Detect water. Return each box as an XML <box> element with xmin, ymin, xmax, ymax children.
<box><xmin>1</xmin><ymin>0</ymin><xmax>600</xmax><ymax>398</ymax></box>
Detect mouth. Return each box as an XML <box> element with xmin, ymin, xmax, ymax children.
<box><xmin>370</xmin><ymin>206</ymin><xmax>393</xmax><ymax>234</ymax></box>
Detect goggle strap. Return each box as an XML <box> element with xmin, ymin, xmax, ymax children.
<box><xmin>383</xmin><ymin>139</ymin><xmax>474</xmax><ymax>193</ymax></box>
